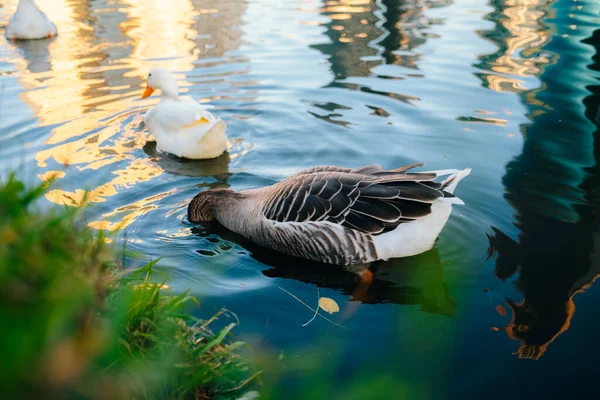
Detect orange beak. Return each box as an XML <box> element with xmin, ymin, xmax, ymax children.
<box><xmin>141</xmin><ymin>84</ymin><xmax>155</xmax><ymax>99</ymax></box>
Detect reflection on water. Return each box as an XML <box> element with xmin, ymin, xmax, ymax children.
<box><xmin>488</xmin><ymin>221</ymin><xmax>600</xmax><ymax>359</ymax></box>
<box><xmin>311</xmin><ymin>0</ymin><xmax>451</xmax><ymax>110</ymax></box>
<box><xmin>142</xmin><ymin>141</ymin><xmax>232</xmax><ymax>179</ymax></box>
<box><xmin>2</xmin><ymin>0</ymin><xmax>600</xmax><ymax>395</ymax></box>
<box><xmin>262</xmin><ymin>250</ymin><xmax>456</xmax><ymax>316</ymax></box>
<box><xmin>196</xmin><ymin>223</ymin><xmax>455</xmax><ymax>316</ymax></box>
<box><xmin>477</xmin><ymin>0</ymin><xmax>556</xmax><ymax>93</ymax></box>
<box><xmin>1</xmin><ymin>0</ymin><xmax>250</xmax><ymax>230</ymax></box>
<box><xmin>10</xmin><ymin>39</ymin><xmax>54</xmax><ymax>73</ymax></box>
<box><xmin>313</xmin><ymin>0</ymin><xmax>451</xmax><ymax>80</ymax></box>
<box><xmin>484</xmin><ymin>0</ymin><xmax>600</xmax><ymax>358</ymax></box>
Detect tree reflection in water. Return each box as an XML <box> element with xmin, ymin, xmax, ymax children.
<box><xmin>485</xmin><ymin>1</ymin><xmax>600</xmax><ymax>358</ymax></box>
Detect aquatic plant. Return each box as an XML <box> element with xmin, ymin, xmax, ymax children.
<box><xmin>0</xmin><ymin>175</ymin><xmax>257</xmax><ymax>399</ymax></box>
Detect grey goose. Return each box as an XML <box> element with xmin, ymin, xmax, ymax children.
<box><xmin>188</xmin><ymin>163</ymin><xmax>471</xmax><ymax>265</ymax></box>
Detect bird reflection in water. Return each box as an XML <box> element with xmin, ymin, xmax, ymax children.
<box><xmin>193</xmin><ymin>220</ymin><xmax>455</xmax><ymax>317</ymax></box>
<box><xmin>142</xmin><ymin>140</ymin><xmax>232</xmax><ymax>181</ymax></box>
<box><xmin>487</xmin><ymin>214</ymin><xmax>600</xmax><ymax>360</ymax></box>
<box><xmin>261</xmin><ymin>248</ymin><xmax>455</xmax><ymax>316</ymax></box>
<box><xmin>9</xmin><ymin>37</ymin><xmax>55</xmax><ymax>74</ymax></box>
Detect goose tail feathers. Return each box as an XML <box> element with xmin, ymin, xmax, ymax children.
<box><xmin>425</xmin><ymin>168</ymin><xmax>471</xmax><ymax>205</ymax></box>
<box><xmin>441</xmin><ymin>168</ymin><xmax>471</xmax><ymax>194</ymax></box>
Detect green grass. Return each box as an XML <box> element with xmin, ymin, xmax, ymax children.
<box><xmin>0</xmin><ymin>175</ymin><xmax>258</xmax><ymax>399</ymax></box>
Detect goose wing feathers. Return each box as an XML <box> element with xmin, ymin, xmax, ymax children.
<box><xmin>262</xmin><ymin>164</ymin><xmax>448</xmax><ymax>235</ymax></box>
<box><xmin>291</xmin><ymin>162</ymin><xmax>425</xmax><ymax>177</ymax></box>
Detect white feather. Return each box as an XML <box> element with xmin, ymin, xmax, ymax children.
<box><xmin>374</xmin><ymin>201</ymin><xmax>452</xmax><ymax>260</ymax></box>
<box><xmin>443</xmin><ymin>168</ymin><xmax>472</xmax><ymax>194</ymax></box>
<box><xmin>374</xmin><ymin>167</ymin><xmax>471</xmax><ymax>259</ymax></box>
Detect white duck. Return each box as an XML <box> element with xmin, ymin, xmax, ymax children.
<box><xmin>141</xmin><ymin>67</ymin><xmax>228</xmax><ymax>160</ymax></box>
<box><xmin>188</xmin><ymin>163</ymin><xmax>471</xmax><ymax>265</ymax></box>
<box><xmin>5</xmin><ymin>0</ymin><xmax>57</xmax><ymax>41</ymax></box>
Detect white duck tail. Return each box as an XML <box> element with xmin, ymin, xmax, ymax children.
<box><xmin>5</xmin><ymin>0</ymin><xmax>57</xmax><ymax>40</ymax></box>
<box><xmin>373</xmin><ymin>167</ymin><xmax>471</xmax><ymax>260</ymax></box>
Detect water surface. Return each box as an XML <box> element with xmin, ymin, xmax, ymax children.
<box><xmin>1</xmin><ymin>0</ymin><xmax>599</xmax><ymax>398</ymax></box>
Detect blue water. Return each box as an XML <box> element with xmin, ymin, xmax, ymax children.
<box><xmin>1</xmin><ymin>0</ymin><xmax>599</xmax><ymax>398</ymax></box>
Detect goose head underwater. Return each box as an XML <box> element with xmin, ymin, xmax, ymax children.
<box><xmin>188</xmin><ymin>188</ymin><xmax>240</xmax><ymax>223</ymax></box>
<box><xmin>141</xmin><ymin>67</ymin><xmax>228</xmax><ymax>160</ymax></box>
<box><xmin>188</xmin><ymin>163</ymin><xmax>471</xmax><ymax>265</ymax></box>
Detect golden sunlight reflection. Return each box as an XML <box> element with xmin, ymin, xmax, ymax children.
<box><xmin>87</xmin><ymin>188</ymin><xmax>178</xmax><ymax>232</ymax></box>
<box><xmin>478</xmin><ymin>0</ymin><xmax>554</xmax><ymax>92</ymax></box>
<box><xmin>6</xmin><ymin>0</ymin><xmax>96</xmax><ymax>127</ymax></box>
<box><xmin>310</xmin><ymin>0</ymin><xmax>450</xmax><ymax>80</ymax></box>
<box><xmin>46</xmin><ymin>158</ymin><xmax>163</xmax><ymax>207</ymax></box>
<box><xmin>120</xmin><ymin>0</ymin><xmax>197</xmax><ymax>73</ymax></box>
<box><xmin>37</xmin><ymin>170</ymin><xmax>66</xmax><ymax>182</ymax></box>
<box><xmin>0</xmin><ymin>0</ymin><xmax>249</xmax><ymax>231</ymax></box>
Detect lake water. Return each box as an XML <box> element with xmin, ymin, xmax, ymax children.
<box><xmin>1</xmin><ymin>0</ymin><xmax>599</xmax><ymax>398</ymax></box>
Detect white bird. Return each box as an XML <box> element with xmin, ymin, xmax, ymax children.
<box><xmin>141</xmin><ymin>67</ymin><xmax>228</xmax><ymax>160</ymax></box>
<box><xmin>188</xmin><ymin>163</ymin><xmax>471</xmax><ymax>265</ymax></box>
<box><xmin>5</xmin><ymin>0</ymin><xmax>57</xmax><ymax>41</ymax></box>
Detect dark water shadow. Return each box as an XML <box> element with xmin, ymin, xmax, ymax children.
<box><xmin>192</xmin><ymin>222</ymin><xmax>455</xmax><ymax>317</ymax></box>
<box><xmin>10</xmin><ymin>37</ymin><xmax>56</xmax><ymax>74</ymax></box>
<box><xmin>143</xmin><ymin>140</ymin><xmax>232</xmax><ymax>181</ymax></box>
<box><xmin>486</xmin><ymin>21</ymin><xmax>600</xmax><ymax>359</ymax></box>
<box><xmin>261</xmin><ymin>248</ymin><xmax>456</xmax><ymax>316</ymax></box>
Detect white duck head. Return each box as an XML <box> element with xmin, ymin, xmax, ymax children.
<box><xmin>142</xmin><ymin>67</ymin><xmax>179</xmax><ymax>99</ymax></box>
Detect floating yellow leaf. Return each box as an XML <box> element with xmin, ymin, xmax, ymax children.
<box><xmin>279</xmin><ymin>287</ymin><xmax>349</xmax><ymax>330</ymax></box>
<box><xmin>318</xmin><ymin>297</ymin><xmax>340</xmax><ymax>314</ymax></box>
